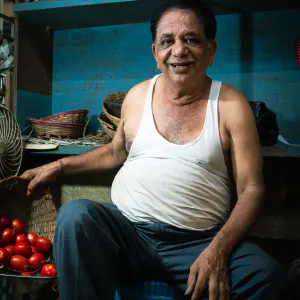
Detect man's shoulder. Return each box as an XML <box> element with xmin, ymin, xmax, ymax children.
<box><xmin>219</xmin><ymin>83</ymin><xmax>246</xmax><ymax>103</ymax></box>
<box><xmin>127</xmin><ymin>79</ymin><xmax>152</xmax><ymax>98</ymax></box>
<box><xmin>219</xmin><ymin>83</ymin><xmax>256</xmax><ymax>130</ymax></box>
<box><xmin>121</xmin><ymin>78</ymin><xmax>153</xmax><ymax>115</ymax></box>
<box><xmin>219</xmin><ymin>82</ymin><xmax>251</xmax><ymax>112</ymax></box>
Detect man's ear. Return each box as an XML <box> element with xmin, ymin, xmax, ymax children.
<box><xmin>152</xmin><ymin>43</ymin><xmax>160</xmax><ymax>70</ymax></box>
<box><xmin>208</xmin><ymin>39</ymin><xmax>217</xmax><ymax>67</ymax></box>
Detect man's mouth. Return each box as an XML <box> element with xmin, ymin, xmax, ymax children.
<box><xmin>170</xmin><ymin>62</ymin><xmax>194</xmax><ymax>69</ymax></box>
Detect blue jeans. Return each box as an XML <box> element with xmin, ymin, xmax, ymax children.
<box><xmin>54</xmin><ymin>199</ymin><xmax>285</xmax><ymax>300</ymax></box>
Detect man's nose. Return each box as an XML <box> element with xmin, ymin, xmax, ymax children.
<box><xmin>173</xmin><ymin>40</ymin><xmax>188</xmax><ymax>57</ymax></box>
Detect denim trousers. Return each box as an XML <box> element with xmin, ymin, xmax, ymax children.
<box><xmin>53</xmin><ymin>199</ymin><xmax>285</xmax><ymax>300</ymax></box>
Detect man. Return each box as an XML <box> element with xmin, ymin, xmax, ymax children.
<box><xmin>21</xmin><ymin>1</ymin><xmax>285</xmax><ymax>299</ymax></box>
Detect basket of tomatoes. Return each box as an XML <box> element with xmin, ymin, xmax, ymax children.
<box><xmin>0</xmin><ymin>176</ymin><xmax>58</xmax><ymax>299</ymax></box>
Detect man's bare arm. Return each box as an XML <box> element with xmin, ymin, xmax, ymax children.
<box><xmin>208</xmin><ymin>88</ymin><xmax>264</xmax><ymax>254</ymax></box>
<box><xmin>55</xmin><ymin>119</ymin><xmax>128</xmax><ymax>176</ymax></box>
<box><xmin>185</xmin><ymin>87</ymin><xmax>264</xmax><ymax>300</ymax></box>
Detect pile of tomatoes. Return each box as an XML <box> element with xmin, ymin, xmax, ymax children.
<box><xmin>0</xmin><ymin>216</ymin><xmax>56</xmax><ymax>277</ymax></box>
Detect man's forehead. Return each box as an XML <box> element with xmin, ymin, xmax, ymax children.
<box><xmin>156</xmin><ymin>9</ymin><xmax>204</xmax><ymax>36</ymax></box>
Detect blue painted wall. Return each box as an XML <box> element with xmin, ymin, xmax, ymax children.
<box><xmin>210</xmin><ymin>10</ymin><xmax>300</xmax><ymax>143</ymax></box>
<box><xmin>52</xmin><ymin>9</ymin><xmax>300</xmax><ymax>142</ymax></box>
<box><xmin>52</xmin><ymin>23</ymin><xmax>158</xmax><ymax>131</ymax></box>
<box><xmin>16</xmin><ymin>90</ymin><xmax>52</xmax><ymax>132</ymax></box>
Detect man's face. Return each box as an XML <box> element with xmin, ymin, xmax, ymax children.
<box><xmin>152</xmin><ymin>9</ymin><xmax>216</xmax><ymax>84</ymax></box>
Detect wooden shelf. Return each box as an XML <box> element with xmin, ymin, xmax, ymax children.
<box><xmin>262</xmin><ymin>146</ymin><xmax>300</xmax><ymax>158</ymax></box>
<box><xmin>25</xmin><ymin>145</ymin><xmax>100</xmax><ymax>155</ymax></box>
<box><xmin>25</xmin><ymin>144</ymin><xmax>300</xmax><ymax>157</ymax></box>
<box><xmin>14</xmin><ymin>0</ymin><xmax>164</xmax><ymax>30</ymax></box>
<box><xmin>13</xmin><ymin>0</ymin><xmax>300</xmax><ymax>31</ymax></box>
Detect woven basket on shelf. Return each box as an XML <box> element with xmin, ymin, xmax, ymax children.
<box><xmin>102</xmin><ymin>91</ymin><xmax>127</xmax><ymax>127</ymax></box>
<box><xmin>0</xmin><ymin>176</ymin><xmax>57</xmax><ymax>243</ymax></box>
<box><xmin>28</xmin><ymin>118</ymin><xmax>86</xmax><ymax>139</ymax></box>
<box><xmin>28</xmin><ymin>109</ymin><xmax>89</xmax><ymax>139</ymax></box>
<box><xmin>42</xmin><ymin>109</ymin><xmax>88</xmax><ymax>124</ymax></box>
<box><xmin>98</xmin><ymin>112</ymin><xmax>116</xmax><ymax>139</ymax></box>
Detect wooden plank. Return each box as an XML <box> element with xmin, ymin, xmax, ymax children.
<box><xmin>17</xmin><ymin>16</ymin><xmax>53</xmax><ymax>95</ymax></box>
<box><xmin>262</xmin><ymin>146</ymin><xmax>300</xmax><ymax>158</ymax></box>
<box><xmin>0</xmin><ymin>12</ymin><xmax>14</xmax><ymax>23</ymax></box>
<box><xmin>4</xmin><ymin>71</ymin><xmax>11</xmax><ymax>111</ymax></box>
<box><xmin>25</xmin><ymin>145</ymin><xmax>99</xmax><ymax>155</ymax></box>
<box><xmin>13</xmin><ymin>0</ymin><xmax>163</xmax><ymax>30</ymax></box>
<box><xmin>23</xmin><ymin>144</ymin><xmax>300</xmax><ymax>157</ymax></box>
<box><xmin>12</xmin><ymin>13</ymin><xmax>18</xmax><ymax>116</ymax></box>
<box><xmin>14</xmin><ymin>0</ymin><xmax>104</xmax><ymax>12</ymax></box>
<box><xmin>13</xmin><ymin>0</ymin><xmax>300</xmax><ymax>13</ymax></box>
<box><xmin>4</xmin><ymin>1</ymin><xmax>13</xmax><ymax>17</ymax></box>
<box><xmin>13</xmin><ymin>0</ymin><xmax>300</xmax><ymax>31</ymax></box>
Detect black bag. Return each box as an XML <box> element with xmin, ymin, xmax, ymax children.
<box><xmin>249</xmin><ymin>101</ymin><xmax>279</xmax><ymax>146</ymax></box>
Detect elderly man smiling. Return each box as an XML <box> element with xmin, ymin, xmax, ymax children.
<box><xmin>21</xmin><ymin>0</ymin><xmax>285</xmax><ymax>299</ymax></box>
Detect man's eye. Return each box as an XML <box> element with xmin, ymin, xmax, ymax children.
<box><xmin>162</xmin><ymin>39</ymin><xmax>173</xmax><ymax>46</ymax></box>
<box><xmin>186</xmin><ymin>38</ymin><xmax>200</xmax><ymax>45</ymax></box>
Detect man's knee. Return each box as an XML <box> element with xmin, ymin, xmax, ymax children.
<box><xmin>251</xmin><ymin>249</ymin><xmax>286</xmax><ymax>299</ymax></box>
<box><xmin>56</xmin><ymin>199</ymin><xmax>96</xmax><ymax>229</ymax></box>
<box><xmin>260</xmin><ymin>251</ymin><xmax>285</xmax><ymax>285</ymax></box>
<box><xmin>231</xmin><ymin>241</ymin><xmax>286</xmax><ymax>299</ymax></box>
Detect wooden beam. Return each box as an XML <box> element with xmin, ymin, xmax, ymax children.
<box><xmin>17</xmin><ymin>16</ymin><xmax>53</xmax><ymax>95</ymax></box>
<box><xmin>12</xmin><ymin>14</ymin><xmax>18</xmax><ymax>115</ymax></box>
<box><xmin>0</xmin><ymin>12</ymin><xmax>14</xmax><ymax>23</ymax></box>
<box><xmin>4</xmin><ymin>71</ymin><xmax>11</xmax><ymax>111</ymax></box>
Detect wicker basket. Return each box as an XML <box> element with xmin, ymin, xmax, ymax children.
<box><xmin>102</xmin><ymin>105</ymin><xmax>120</xmax><ymax>128</ymax></box>
<box><xmin>0</xmin><ymin>176</ymin><xmax>57</xmax><ymax>243</ymax></box>
<box><xmin>28</xmin><ymin>118</ymin><xmax>86</xmax><ymax>139</ymax></box>
<box><xmin>42</xmin><ymin>109</ymin><xmax>89</xmax><ymax>124</ymax></box>
<box><xmin>102</xmin><ymin>91</ymin><xmax>127</xmax><ymax>127</ymax></box>
<box><xmin>98</xmin><ymin>112</ymin><xmax>116</xmax><ymax>139</ymax></box>
<box><xmin>0</xmin><ymin>176</ymin><xmax>58</xmax><ymax>297</ymax></box>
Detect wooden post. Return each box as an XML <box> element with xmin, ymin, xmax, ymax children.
<box><xmin>4</xmin><ymin>71</ymin><xmax>11</xmax><ymax>111</ymax></box>
<box><xmin>0</xmin><ymin>0</ymin><xmax>3</xmax><ymax>34</ymax></box>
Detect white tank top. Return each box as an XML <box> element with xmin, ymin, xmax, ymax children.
<box><xmin>111</xmin><ymin>74</ymin><xmax>232</xmax><ymax>230</ymax></box>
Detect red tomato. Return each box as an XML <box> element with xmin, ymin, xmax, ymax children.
<box><xmin>10</xmin><ymin>255</ymin><xmax>29</xmax><ymax>272</ymax></box>
<box><xmin>21</xmin><ymin>272</ymin><xmax>33</xmax><ymax>276</ymax></box>
<box><xmin>36</xmin><ymin>237</ymin><xmax>52</xmax><ymax>254</ymax></box>
<box><xmin>15</xmin><ymin>242</ymin><xmax>32</xmax><ymax>258</ymax></box>
<box><xmin>28</xmin><ymin>253</ymin><xmax>45</xmax><ymax>270</ymax></box>
<box><xmin>4</xmin><ymin>245</ymin><xmax>15</xmax><ymax>257</ymax></box>
<box><xmin>1</xmin><ymin>228</ymin><xmax>15</xmax><ymax>246</ymax></box>
<box><xmin>11</xmin><ymin>219</ymin><xmax>24</xmax><ymax>234</ymax></box>
<box><xmin>40</xmin><ymin>264</ymin><xmax>56</xmax><ymax>277</ymax></box>
<box><xmin>0</xmin><ymin>216</ymin><xmax>10</xmax><ymax>228</ymax></box>
<box><xmin>30</xmin><ymin>246</ymin><xmax>38</xmax><ymax>254</ymax></box>
<box><xmin>27</xmin><ymin>232</ymin><xmax>38</xmax><ymax>246</ymax></box>
<box><xmin>16</xmin><ymin>234</ymin><xmax>27</xmax><ymax>244</ymax></box>
<box><xmin>0</xmin><ymin>248</ymin><xmax>10</xmax><ymax>265</ymax></box>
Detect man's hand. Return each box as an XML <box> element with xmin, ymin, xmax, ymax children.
<box><xmin>20</xmin><ymin>161</ymin><xmax>62</xmax><ymax>196</ymax></box>
<box><xmin>185</xmin><ymin>247</ymin><xmax>230</xmax><ymax>300</ymax></box>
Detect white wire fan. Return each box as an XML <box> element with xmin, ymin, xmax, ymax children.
<box><xmin>0</xmin><ymin>105</ymin><xmax>23</xmax><ymax>179</ymax></box>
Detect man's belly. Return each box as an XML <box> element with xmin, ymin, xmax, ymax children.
<box><xmin>111</xmin><ymin>158</ymin><xmax>231</xmax><ymax>231</ymax></box>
